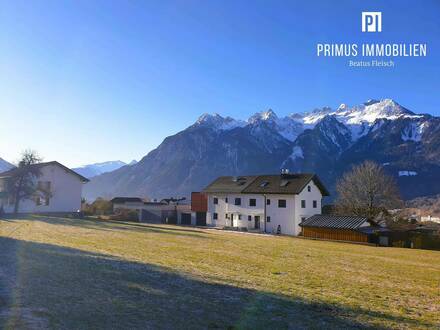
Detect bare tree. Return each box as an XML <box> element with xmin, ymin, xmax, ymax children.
<box><xmin>6</xmin><ymin>150</ymin><xmax>44</xmax><ymax>213</ymax></box>
<box><xmin>336</xmin><ymin>161</ymin><xmax>403</xmax><ymax>219</ymax></box>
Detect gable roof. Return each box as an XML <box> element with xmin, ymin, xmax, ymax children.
<box><xmin>203</xmin><ymin>176</ymin><xmax>258</xmax><ymax>194</ymax></box>
<box><xmin>300</xmin><ymin>215</ymin><xmax>369</xmax><ymax>230</ymax></box>
<box><xmin>243</xmin><ymin>174</ymin><xmax>329</xmax><ymax>196</ymax></box>
<box><xmin>202</xmin><ymin>174</ymin><xmax>329</xmax><ymax>196</ymax></box>
<box><xmin>0</xmin><ymin>161</ymin><xmax>89</xmax><ymax>183</ymax></box>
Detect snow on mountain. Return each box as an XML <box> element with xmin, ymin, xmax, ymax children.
<box><xmin>73</xmin><ymin>160</ymin><xmax>128</xmax><ymax>178</ymax></box>
<box><xmin>193</xmin><ymin>99</ymin><xmax>422</xmax><ymax>144</ymax></box>
<box><xmin>247</xmin><ymin>109</ymin><xmax>304</xmax><ymax>141</ymax></box>
<box><xmin>401</xmin><ymin>121</ymin><xmax>427</xmax><ymax>142</ymax></box>
<box><xmin>248</xmin><ymin>109</ymin><xmax>278</xmax><ymax>124</ymax></box>
<box><xmin>399</xmin><ymin>170</ymin><xmax>418</xmax><ymax>176</ymax></box>
<box><xmin>316</xmin><ymin>116</ymin><xmax>353</xmax><ymax>151</ymax></box>
<box><xmin>287</xmin><ymin>99</ymin><xmax>422</xmax><ymax>141</ymax></box>
<box><xmin>297</xmin><ymin>107</ymin><xmax>333</xmax><ymax>126</ymax></box>
<box><xmin>0</xmin><ymin>158</ymin><xmax>14</xmax><ymax>173</ymax></box>
<box><xmin>194</xmin><ymin>113</ymin><xmax>246</xmax><ymax>130</ymax></box>
<box><xmin>335</xmin><ymin>99</ymin><xmax>418</xmax><ymax>125</ymax></box>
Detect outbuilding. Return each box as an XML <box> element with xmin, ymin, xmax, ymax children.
<box><xmin>300</xmin><ymin>215</ymin><xmax>382</xmax><ymax>243</ymax></box>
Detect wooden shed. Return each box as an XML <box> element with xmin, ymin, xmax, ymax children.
<box><xmin>300</xmin><ymin>215</ymin><xmax>380</xmax><ymax>243</ymax></box>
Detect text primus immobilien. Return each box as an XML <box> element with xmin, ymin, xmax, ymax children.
<box><xmin>316</xmin><ymin>12</ymin><xmax>427</xmax><ymax>59</ymax></box>
<box><xmin>317</xmin><ymin>43</ymin><xmax>427</xmax><ymax>57</ymax></box>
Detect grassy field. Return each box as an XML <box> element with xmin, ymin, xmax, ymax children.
<box><xmin>0</xmin><ymin>216</ymin><xmax>439</xmax><ymax>329</ymax></box>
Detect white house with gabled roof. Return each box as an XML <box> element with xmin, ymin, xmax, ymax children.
<box><xmin>0</xmin><ymin>161</ymin><xmax>89</xmax><ymax>214</ymax></box>
<box><xmin>202</xmin><ymin>171</ymin><xmax>329</xmax><ymax>236</ymax></box>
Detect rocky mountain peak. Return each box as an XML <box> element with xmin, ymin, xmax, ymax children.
<box><xmin>337</xmin><ymin>103</ymin><xmax>348</xmax><ymax>112</ymax></box>
<box><xmin>248</xmin><ymin>109</ymin><xmax>278</xmax><ymax>124</ymax></box>
<box><xmin>194</xmin><ymin>113</ymin><xmax>245</xmax><ymax>130</ymax></box>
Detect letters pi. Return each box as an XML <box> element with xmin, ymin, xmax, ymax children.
<box><xmin>362</xmin><ymin>12</ymin><xmax>382</xmax><ymax>32</ymax></box>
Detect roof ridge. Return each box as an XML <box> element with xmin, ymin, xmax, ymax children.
<box><xmin>0</xmin><ymin>161</ymin><xmax>89</xmax><ymax>183</ymax></box>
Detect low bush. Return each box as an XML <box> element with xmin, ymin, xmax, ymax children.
<box><xmin>82</xmin><ymin>198</ymin><xmax>113</xmax><ymax>216</ymax></box>
<box><xmin>108</xmin><ymin>208</ymin><xmax>139</xmax><ymax>221</ymax></box>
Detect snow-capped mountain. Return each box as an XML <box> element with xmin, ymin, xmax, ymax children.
<box><xmin>73</xmin><ymin>160</ymin><xmax>130</xmax><ymax>179</ymax></box>
<box><xmin>0</xmin><ymin>158</ymin><xmax>14</xmax><ymax>173</ymax></box>
<box><xmin>84</xmin><ymin>99</ymin><xmax>440</xmax><ymax>201</ymax></box>
<box><xmin>193</xmin><ymin>113</ymin><xmax>246</xmax><ymax>130</ymax></box>
<box><xmin>191</xmin><ymin>99</ymin><xmax>419</xmax><ymax>142</ymax></box>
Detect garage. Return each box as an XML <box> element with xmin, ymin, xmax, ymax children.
<box><xmin>181</xmin><ymin>213</ymin><xmax>192</xmax><ymax>225</ymax></box>
<box><xmin>196</xmin><ymin>212</ymin><xmax>206</xmax><ymax>226</ymax></box>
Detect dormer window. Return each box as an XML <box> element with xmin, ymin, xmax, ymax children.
<box><xmin>280</xmin><ymin>180</ymin><xmax>289</xmax><ymax>187</ymax></box>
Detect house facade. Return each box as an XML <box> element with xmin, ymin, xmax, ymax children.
<box><xmin>0</xmin><ymin>161</ymin><xmax>89</xmax><ymax>214</ymax></box>
<box><xmin>202</xmin><ymin>172</ymin><xmax>329</xmax><ymax>236</ymax></box>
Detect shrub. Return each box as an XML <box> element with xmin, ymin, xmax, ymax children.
<box><xmin>111</xmin><ymin>208</ymin><xmax>139</xmax><ymax>221</ymax></box>
<box><xmin>82</xmin><ymin>198</ymin><xmax>113</xmax><ymax>216</ymax></box>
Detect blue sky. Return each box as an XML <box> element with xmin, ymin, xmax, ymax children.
<box><xmin>0</xmin><ymin>0</ymin><xmax>439</xmax><ymax>167</ymax></box>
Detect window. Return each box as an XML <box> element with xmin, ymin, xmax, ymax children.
<box><xmin>238</xmin><ymin>214</ymin><xmax>242</xmax><ymax>220</ymax></box>
<box><xmin>225</xmin><ymin>213</ymin><xmax>229</xmax><ymax>219</ymax></box>
<box><xmin>249</xmin><ymin>198</ymin><xmax>256</xmax><ymax>207</ymax></box>
<box><xmin>278</xmin><ymin>199</ymin><xmax>286</xmax><ymax>208</ymax></box>
<box><xmin>225</xmin><ymin>197</ymin><xmax>228</xmax><ymax>203</ymax></box>
<box><xmin>307</xmin><ymin>185</ymin><xmax>311</xmax><ymax>192</ymax></box>
<box><xmin>267</xmin><ymin>216</ymin><xmax>271</xmax><ymax>222</ymax></box>
<box><xmin>234</xmin><ymin>198</ymin><xmax>241</xmax><ymax>205</ymax></box>
<box><xmin>267</xmin><ymin>199</ymin><xmax>271</xmax><ymax>205</ymax></box>
<box><xmin>313</xmin><ymin>200</ymin><xmax>317</xmax><ymax>208</ymax></box>
<box><xmin>260</xmin><ymin>181</ymin><xmax>269</xmax><ymax>187</ymax></box>
<box><xmin>213</xmin><ymin>197</ymin><xmax>218</xmax><ymax>205</ymax></box>
<box><xmin>35</xmin><ymin>195</ymin><xmax>49</xmax><ymax>206</ymax></box>
<box><xmin>231</xmin><ymin>214</ymin><xmax>234</xmax><ymax>220</ymax></box>
<box><xmin>301</xmin><ymin>200</ymin><xmax>306</xmax><ymax>208</ymax></box>
<box><xmin>280</xmin><ymin>180</ymin><xmax>289</xmax><ymax>187</ymax></box>
<box><xmin>213</xmin><ymin>213</ymin><xmax>218</xmax><ymax>220</ymax></box>
<box><xmin>248</xmin><ymin>215</ymin><xmax>252</xmax><ymax>221</ymax></box>
<box><xmin>37</xmin><ymin>181</ymin><xmax>51</xmax><ymax>206</ymax></box>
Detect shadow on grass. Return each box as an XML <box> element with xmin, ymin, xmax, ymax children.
<box><xmin>0</xmin><ymin>237</ymin><xmax>434</xmax><ymax>329</ymax></box>
<box><xmin>9</xmin><ymin>215</ymin><xmax>211</xmax><ymax>239</ymax></box>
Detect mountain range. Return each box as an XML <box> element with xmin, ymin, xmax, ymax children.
<box><xmin>73</xmin><ymin>160</ymin><xmax>136</xmax><ymax>179</ymax></box>
<box><xmin>78</xmin><ymin>99</ymin><xmax>439</xmax><ymax>201</ymax></box>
